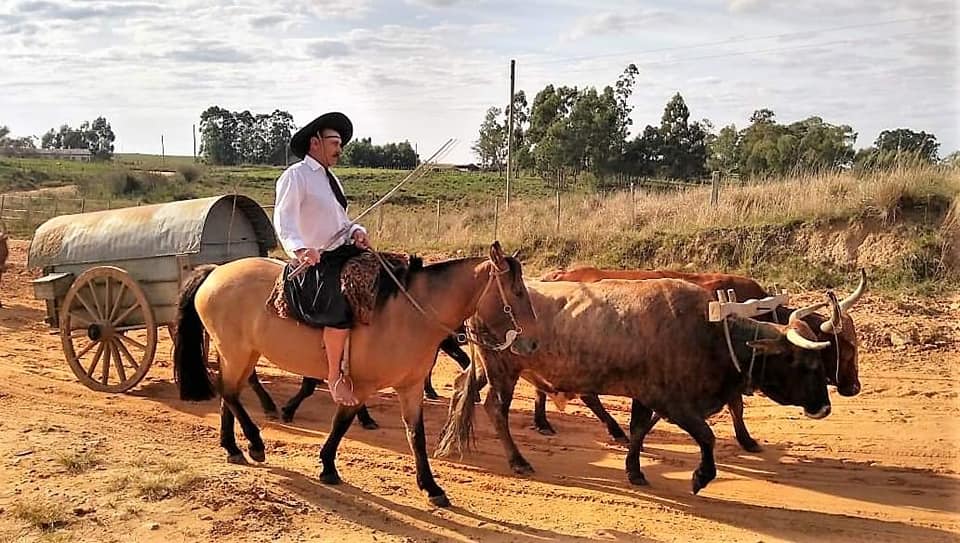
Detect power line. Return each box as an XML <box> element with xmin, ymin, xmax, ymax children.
<box><xmin>516</xmin><ymin>13</ymin><xmax>953</xmax><ymax>67</ymax></box>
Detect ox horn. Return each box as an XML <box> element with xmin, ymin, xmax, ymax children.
<box><xmin>820</xmin><ymin>290</ymin><xmax>843</xmax><ymax>334</ymax></box>
<box><xmin>788</xmin><ymin>301</ymin><xmax>828</xmax><ymax>325</ymax></box>
<box><xmin>786</xmin><ymin>329</ymin><xmax>831</xmax><ymax>350</ymax></box>
<box><xmin>838</xmin><ymin>268</ymin><xmax>867</xmax><ymax>313</ymax></box>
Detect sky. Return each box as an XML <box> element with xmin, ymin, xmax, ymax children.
<box><xmin>1</xmin><ymin>0</ymin><xmax>957</xmax><ymax>164</ymax></box>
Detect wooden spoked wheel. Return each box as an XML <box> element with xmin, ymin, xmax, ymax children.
<box><xmin>59</xmin><ymin>266</ymin><xmax>157</xmax><ymax>393</ymax></box>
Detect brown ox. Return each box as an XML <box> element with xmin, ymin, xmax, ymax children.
<box><xmin>437</xmin><ymin>279</ymin><xmax>835</xmax><ymax>495</ymax></box>
<box><xmin>533</xmin><ymin>265</ymin><xmax>865</xmax><ymax>452</ymax></box>
<box><xmin>0</xmin><ymin>229</ymin><xmax>8</xmax><ymax>308</ymax></box>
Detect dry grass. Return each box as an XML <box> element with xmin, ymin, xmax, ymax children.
<box><xmin>108</xmin><ymin>458</ymin><xmax>201</xmax><ymax>501</ymax></box>
<box><xmin>12</xmin><ymin>500</ymin><xmax>70</xmax><ymax>532</ymax></box>
<box><xmin>54</xmin><ymin>449</ymin><xmax>101</xmax><ymax>474</ymax></box>
<box><xmin>373</xmin><ymin>165</ymin><xmax>959</xmax><ymax>251</ymax></box>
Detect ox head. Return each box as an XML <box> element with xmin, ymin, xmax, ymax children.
<box><xmin>474</xmin><ymin>242</ymin><xmax>540</xmax><ymax>356</ymax></box>
<box><xmin>745</xmin><ymin>300</ymin><xmax>834</xmax><ymax>420</ymax></box>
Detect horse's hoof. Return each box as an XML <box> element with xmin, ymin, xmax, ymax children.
<box><xmin>510</xmin><ymin>461</ymin><xmax>534</xmax><ymax>475</ymax></box>
<box><xmin>319</xmin><ymin>469</ymin><xmax>341</xmax><ymax>485</ymax></box>
<box><xmin>227</xmin><ymin>453</ymin><xmax>247</xmax><ymax>465</ymax></box>
<box><xmin>429</xmin><ymin>494</ymin><xmax>451</xmax><ymax>508</ymax></box>
<box><xmin>360</xmin><ymin>420</ymin><xmax>380</xmax><ymax>430</ymax></box>
<box><xmin>739</xmin><ymin>439</ymin><xmax>763</xmax><ymax>453</ymax></box>
<box><xmin>249</xmin><ymin>447</ymin><xmax>266</xmax><ymax>463</ymax></box>
<box><xmin>628</xmin><ymin>471</ymin><xmax>649</xmax><ymax>486</ymax></box>
<box><xmin>692</xmin><ymin>468</ymin><xmax>714</xmax><ymax>495</ymax></box>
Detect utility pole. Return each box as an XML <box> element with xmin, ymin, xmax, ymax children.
<box><xmin>161</xmin><ymin>134</ymin><xmax>165</xmax><ymax>166</ymax></box>
<box><xmin>506</xmin><ymin>58</ymin><xmax>515</xmax><ymax>210</ymax></box>
<box><xmin>192</xmin><ymin>124</ymin><xmax>197</xmax><ymax>162</ymax></box>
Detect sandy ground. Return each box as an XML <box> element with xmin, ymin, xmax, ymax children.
<box><xmin>0</xmin><ymin>238</ymin><xmax>958</xmax><ymax>542</ymax></box>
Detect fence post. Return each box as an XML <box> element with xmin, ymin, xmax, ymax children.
<box><xmin>26</xmin><ymin>196</ymin><xmax>32</xmax><ymax>227</ymax></box>
<box><xmin>0</xmin><ymin>195</ymin><xmax>5</xmax><ymax>221</ymax></box>
<box><xmin>377</xmin><ymin>205</ymin><xmax>384</xmax><ymax>236</ymax></box>
<box><xmin>710</xmin><ymin>171</ymin><xmax>721</xmax><ymax>206</ymax></box>
<box><xmin>52</xmin><ymin>197</ymin><xmax>58</xmax><ymax>217</ymax></box>
<box><xmin>630</xmin><ymin>182</ymin><xmax>636</xmax><ymax>224</ymax></box>
<box><xmin>436</xmin><ymin>199</ymin><xmax>441</xmax><ymax>240</ymax></box>
<box><xmin>493</xmin><ymin>197</ymin><xmax>499</xmax><ymax>241</ymax></box>
<box><xmin>556</xmin><ymin>170</ymin><xmax>561</xmax><ymax>232</ymax></box>
<box><xmin>80</xmin><ymin>199</ymin><xmax>85</xmax><ymax>214</ymax></box>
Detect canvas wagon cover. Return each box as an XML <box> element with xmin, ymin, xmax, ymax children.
<box><xmin>27</xmin><ymin>195</ymin><xmax>277</xmax><ymax>269</ymax></box>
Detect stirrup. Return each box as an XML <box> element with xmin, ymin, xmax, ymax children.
<box><xmin>332</xmin><ymin>375</ymin><xmax>359</xmax><ymax>406</ymax></box>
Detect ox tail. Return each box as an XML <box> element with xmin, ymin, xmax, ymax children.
<box><xmin>173</xmin><ymin>264</ymin><xmax>218</xmax><ymax>402</ymax></box>
<box><xmin>435</xmin><ymin>354</ymin><xmax>480</xmax><ymax>459</ymax></box>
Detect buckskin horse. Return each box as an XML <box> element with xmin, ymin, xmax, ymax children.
<box><xmin>173</xmin><ymin>241</ymin><xmax>540</xmax><ymax>507</ymax></box>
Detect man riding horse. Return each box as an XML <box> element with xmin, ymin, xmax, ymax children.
<box><xmin>273</xmin><ymin>111</ymin><xmax>369</xmax><ymax>406</ymax></box>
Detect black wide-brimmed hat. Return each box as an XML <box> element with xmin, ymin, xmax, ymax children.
<box><xmin>289</xmin><ymin>111</ymin><xmax>353</xmax><ymax>159</ymax></box>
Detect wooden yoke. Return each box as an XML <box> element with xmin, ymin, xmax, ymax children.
<box><xmin>708</xmin><ymin>290</ymin><xmax>789</xmax><ymax>322</ymax></box>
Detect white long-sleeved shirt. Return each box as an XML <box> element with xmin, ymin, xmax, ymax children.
<box><xmin>273</xmin><ymin>154</ymin><xmax>367</xmax><ymax>257</ymax></box>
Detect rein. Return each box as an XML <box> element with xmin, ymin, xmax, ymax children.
<box><xmin>367</xmin><ymin>247</ymin><xmax>523</xmax><ymax>351</ymax></box>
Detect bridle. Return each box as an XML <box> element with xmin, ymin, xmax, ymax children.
<box><xmin>369</xmin><ymin>248</ymin><xmax>525</xmax><ymax>351</ymax></box>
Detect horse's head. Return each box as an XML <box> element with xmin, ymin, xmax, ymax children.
<box><xmin>475</xmin><ymin>241</ymin><xmax>540</xmax><ymax>356</ymax></box>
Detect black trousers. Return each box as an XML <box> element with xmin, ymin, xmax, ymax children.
<box><xmin>281</xmin><ymin>243</ymin><xmax>364</xmax><ymax>329</ymax></box>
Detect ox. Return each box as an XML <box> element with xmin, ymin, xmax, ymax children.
<box><xmin>532</xmin><ymin>266</ymin><xmax>865</xmax><ymax>452</ymax></box>
<box><xmin>436</xmin><ymin>279</ymin><xmax>834</xmax><ymax>495</ymax></box>
<box><xmin>0</xmin><ymin>229</ymin><xmax>8</xmax><ymax>309</ymax></box>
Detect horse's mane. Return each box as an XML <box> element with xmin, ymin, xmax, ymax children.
<box><xmin>373</xmin><ymin>254</ymin><xmax>520</xmax><ymax>310</ymax></box>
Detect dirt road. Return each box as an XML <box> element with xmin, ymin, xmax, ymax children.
<box><xmin>1</xmin><ymin>239</ymin><xmax>958</xmax><ymax>542</ymax></box>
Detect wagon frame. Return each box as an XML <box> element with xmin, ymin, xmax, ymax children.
<box><xmin>27</xmin><ymin>194</ymin><xmax>277</xmax><ymax>393</ymax></box>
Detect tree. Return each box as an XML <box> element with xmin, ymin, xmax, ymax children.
<box><xmin>875</xmin><ymin>128</ymin><xmax>940</xmax><ymax>162</ymax></box>
<box><xmin>707</xmin><ymin>124</ymin><xmax>739</xmax><ymax>175</ymax></box>
<box><xmin>657</xmin><ymin>93</ymin><xmax>708</xmax><ymax>180</ymax></box>
<box><xmin>472</xmin><ymin>106</ymin><xmax>506</xmax><ymax>172</ymax></box>
<box><xmin>39</xmin><ymin>118</ymin><xmax>115</xmax><ymax>160</ymax></box>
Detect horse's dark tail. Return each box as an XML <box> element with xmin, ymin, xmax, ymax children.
<box><xmin>173</xmin><ymin>264</ymin><xmax>218</xmax><ymax>402</ymax></box>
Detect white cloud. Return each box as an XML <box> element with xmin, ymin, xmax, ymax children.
<box><xmin>567</xmin><ymin>9</ymin><xmax>675</xmax><ymax>40</ymax></box>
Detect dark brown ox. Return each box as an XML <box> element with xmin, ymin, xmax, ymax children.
<box><xmin>436</xmin><ymin>279</ymin><xmax>834</xmax><ymax>495</ymax></box>
<box><xmin>534</xmin><ymin>266</ymin><xmax>865</xmax><ymax>452</ymax></box>
<box><xmin>0</xmin><ymin>229</ymin><xmax>8</xmax><ymax>309</ymax></box>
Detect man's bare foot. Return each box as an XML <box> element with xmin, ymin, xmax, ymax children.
<box><xmin>330</xmin><ymin>376</ymin><xmax>360</xmax><ymax>406</ymax></box>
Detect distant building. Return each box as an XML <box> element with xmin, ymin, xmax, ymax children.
<box><xmin>0</xmin><ymin>147</ymin><xmax>92</xmax><ymax>161</ymax></box>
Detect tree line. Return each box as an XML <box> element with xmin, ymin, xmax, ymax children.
<box><xmin>198</xmin><ymin>106</ymin><xmax>420</xmax><ymax>168</ymax></box>
<box><xmin>1</xmin><ymin>118</ymin><xmax>116</xmax><ymax>160</ymax></box>
<box><xmin>474</xmin><ymin>64</ymin><xmax>951</xmax><ymax>182</ymax></box>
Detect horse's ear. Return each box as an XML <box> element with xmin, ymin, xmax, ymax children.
<box><xmin>489</xmin><ymin>241</ymin><xmax>506</xmax><ymax>269</ymax></box>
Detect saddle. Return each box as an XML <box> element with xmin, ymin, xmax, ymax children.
<box><xmin>266</xmin><ymin>250</ymin><xmax>414</xmax><ymax>326</ymax></box>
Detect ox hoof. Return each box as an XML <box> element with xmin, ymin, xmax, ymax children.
<box><xmin>319</xmin><ymin>469</ymin><xmax>342</xmax><ymax>485</ymax></box>
<box><xmin>628</xmin><ymin>471</ymin><xmax>649</xmax><ymax>486</ymax></box>
<box><xmin>424</xmin><ymin>390</ymin><xmax>440</xmax><ymax>401</ymax></box>
<box><xmin>691</xmin><ymin>468</ymin><xmax>715</xmax><ymax>495</ymax></box>
<box><xmin>227</xmin><ymin>453</ymin><xmax>247</xmax><ymax>465</ymax></box>
<box><xmin>429</xmin><ymin>494</ymin><xmax>451</xmax><ymax>508</ymax></box>
<box><xmin>535</xmin><ymin>425</ymin><xmax>556</xmax><ymax>436</ymax></box>
<box><xmin>281</xmin><ymin>410</ymin><xmax>296</xmax><ymax>423</ymax></box>
<box><xmin>248</xmin><ymin>447</ymin><xmax>266</xmax><ymax>463</ymax></box>
<box><xmin>739</xmin><ymin>439</ymin><xmax>762</xmax><ymax>453</ymax></box>
<box><xmin>510</xmin><ymin>461</ymin><xmax>535</xmax><ymax>475</ymax></box>
<box><xmin>613</xmin><ymin>435</ymin><xmax>630</xmax><ymax>446</ymax></box>
<box><xmin>360</xmin><ymin>419</ymin><xmax>380</xmax><ymax>430</ymax></box>
<box><xmin>264</xmin><ymin>409</ymin><xmax>280</xmax><ymax>421</ymax></box>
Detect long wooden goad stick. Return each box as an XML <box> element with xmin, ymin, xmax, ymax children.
<box><xmin>287</xmin><ymin>138</ymin><xmax>457</xmax><ymax>279</ymax></box>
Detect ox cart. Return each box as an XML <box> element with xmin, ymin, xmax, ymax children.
<box><xmin>26</xmin><ymin>195</ymin><xmax>277</xmax><ymax>393</ymax></box>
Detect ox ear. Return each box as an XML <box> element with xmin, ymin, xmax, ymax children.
<box><xmin>747</xmin><ymin>338</ymin><xmax>789</xmax><ymax>355</ymax></box>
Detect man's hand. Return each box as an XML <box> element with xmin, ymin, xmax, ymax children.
<box><xmin>294</xmin><ymin>247</ymin><xmax>321</xmax><ymax>266</ymax></box>
<box><xmin>352</xmin><ymin>230</ymin><xmax>370</xmax><ymax>250</ymax></box>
